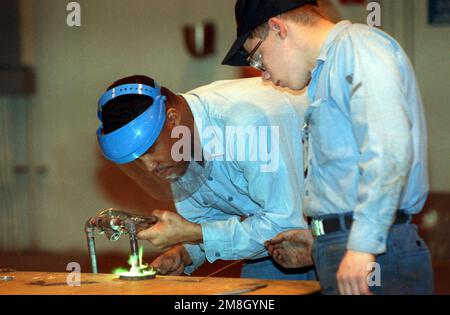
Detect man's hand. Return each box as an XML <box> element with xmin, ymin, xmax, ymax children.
<box><xmin>336</xmin><ymin>250</ymin><xmax>376</xmax><ymax>295</ymax></box>
<box><xmin>151</xmin><ymin>245</ymin><xmax>192</xmax><ymax>276</ymax></box>
<box><xmin>264</xmin><ymin>229</ymin><xmax>314</xmax><ymax>268</ymax></box>
<box><xmin>137</xmin><ymin>210</ymin><xmax>202</xmax><ymax>250</ymax></box>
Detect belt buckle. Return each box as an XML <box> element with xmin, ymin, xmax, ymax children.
<box><xmin>311</xmin><ymin>219</ymin><xmax>325</xmax><ymax>237</ymax></box>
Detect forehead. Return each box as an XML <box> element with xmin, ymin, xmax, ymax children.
<box><xmin>142</xmin><ymin>123</ymin><xmax>168</xmax><ymax>155</ymax></box>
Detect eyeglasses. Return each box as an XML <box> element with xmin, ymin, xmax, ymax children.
<box><xmin>246</xmin><ymin>39</ymin><xmax>266</xmax><ymax>72</ymax></box>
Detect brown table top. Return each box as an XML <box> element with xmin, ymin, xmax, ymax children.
<box><xmin>0</xmin><ymin>271</ymin><xmax>320</xmax><ymax>295</ymax></box>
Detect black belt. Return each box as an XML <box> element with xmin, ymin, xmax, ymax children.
<box><xmin>308</xmin><ymin>211</ymin><xmax>411</xmax><ymax>237</ymax></box>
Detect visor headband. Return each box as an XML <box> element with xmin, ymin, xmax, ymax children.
<box><xmin>98</xmin><ymin>83</ymin><xmax>161</xmax><ymax>119</ymax></box>
<box><xmin>96</xmin><ymin>82</ymin><xmax>166</xmax><ymax>164</ymax></box>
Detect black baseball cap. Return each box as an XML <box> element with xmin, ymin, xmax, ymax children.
<box><xmin>222</xmin><ymin>0</ymin><xmax>318</xmax><ymax>66</ymax></box>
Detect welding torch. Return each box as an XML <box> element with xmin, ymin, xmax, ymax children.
<box><xmin>85</xmin><ymin>208</ymin><xmax>158</xmax><ymax>273</ymax></box>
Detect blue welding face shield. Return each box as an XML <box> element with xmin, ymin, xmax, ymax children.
<box><xmin>97</xmin><ymin>83</ymin><xmax>166</xmax><ymax>164</ymax></box>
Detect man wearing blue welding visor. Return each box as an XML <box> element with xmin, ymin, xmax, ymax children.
<box><xmin>97</xmin><ymin>75</ymin><xmax>316</xmax><ymax>280</ymax></box>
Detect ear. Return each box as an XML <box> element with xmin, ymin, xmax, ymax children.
<box><xmin>166</xmin><ymin>107</ymin><xmax>181</xmax><ymax>127</ymax></box>
<box><xmin>268</xmin><ymin>17</ymin><xmax>288</xmax><ymax>40</ymax></box>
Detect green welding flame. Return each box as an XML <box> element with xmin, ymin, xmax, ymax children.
<box><xmin>112</xmin><ymin>246</ymin><xmax>157</xmax><ymax>277</ymax></box>
<box><xmin>126</xmin><ymin>246</ymin><xmax>144</xmax><ymax>269</ymax></box>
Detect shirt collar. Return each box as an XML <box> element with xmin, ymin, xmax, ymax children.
<box><xmin>316</xmin><ymin>20</ymin><xmax>353</xmax><ymax>62</ymax></box>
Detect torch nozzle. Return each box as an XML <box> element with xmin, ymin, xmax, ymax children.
<box><xmin>85</xmin><ymin>208</ymin><xmax>158</xmax><ymax>275</ymax></box>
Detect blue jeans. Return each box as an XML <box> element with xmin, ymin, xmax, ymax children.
<box><xmin>312</xmin><ymin>223</ymin><xmax>434</xmax><ymax>295</ymax></box>
<box><xmin>240</xmin><ymin>256</ymin><xmax>317</xmax><ymax>281</ymax></box>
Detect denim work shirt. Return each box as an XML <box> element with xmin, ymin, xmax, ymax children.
<box><xmin>305</xmin><ymin>21</ymin><xmax>429</xmax><ymax>254</ymax></box>
<box><xmin>174</xmin><ymin>78</ymin><xmax>308</xmax><ymax>274</ymax></box>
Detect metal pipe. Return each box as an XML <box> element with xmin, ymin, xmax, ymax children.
<box><xmin>85</xmin><ymin>221</ymin><xmax>98</xmax><ymax>274</ymax></box>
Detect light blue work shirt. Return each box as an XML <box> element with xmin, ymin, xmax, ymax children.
<box><xmin>173</xmin><ymin>78</ymin><xmax>308</xmax><ymax>274</ymax></box>
<box><xmin>304</xmin><ymin>21</ymin><xmax>429</xmax><ymax>254</ymax></box>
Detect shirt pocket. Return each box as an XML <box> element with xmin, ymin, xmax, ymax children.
<box><xmin>390</xmin><ymin>225</ymin><xmax>431</xmax><ymax>258</ymax></box>
<box><xmin>306</xmin><ymin>98</ymin><xmax>356</xmax><ymax>166</ymax></box>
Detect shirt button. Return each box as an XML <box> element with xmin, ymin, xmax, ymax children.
<box><xmin>203</xmin><ymin>201</ymin><xmax>209</xmax><ymax>206</ymax></box>
<box><xmin>228</xmin><ymin>197</ymin><xmax>233</xmax><ymax>202</ymax></box>
<box><xmin>215</xmin><ymin>252</ymin><xmax>221</xmax><ymax>257</ymax></box>
<box><xmin>208</xmin><ymin>176</ymin><xmax>213</xmax><ymax>181</ymax></box>
<box><xmin>357</xmin><ymin>193</ymin><xmax>368</xmax><ymax>203</ymax></box>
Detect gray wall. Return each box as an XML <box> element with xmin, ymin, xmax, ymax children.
<box><xmin>0</xmin><ymin>0</ymin><xmax>21</xmax><ymax>64</ymax></box>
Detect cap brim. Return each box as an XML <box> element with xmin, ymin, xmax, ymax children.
<box><xmin>221</xmin><ymin>31</ymin><xmax>251</xmax><ymax>66</ymax></box>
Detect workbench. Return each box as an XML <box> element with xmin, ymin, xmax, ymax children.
<box><xmin>0</xmin><ymin>271</ymin><xmax>320</xmax><ymax>295</ymax></box>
